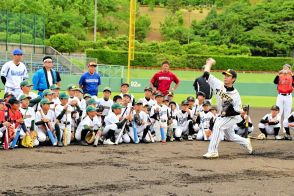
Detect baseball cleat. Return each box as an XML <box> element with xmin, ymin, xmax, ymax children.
<box><xmin>203</xmin><ymin>152</ymin><xmax>219</xmax><ymax>159</ymax></box>
<box><xmin>275</xmin><ymin>135</ymin><xmax>284</xmax><ymax>140</ymax></box>
<box><xmin>188</xmin><ymin>135</ymin><xmax>193</xmax><ymax>141</ymax></box>
<box><xmin>284</xmin><ymin>134</ymin><xmax>292</xmax><ymax>140</ymax></box>
<box><xmin>103</xmin><ymin>139</ymin><xmax>115</xmax><ymax>145</ymax></box>
<box><xmin>246</xmin><ymin>138</ymin><xmax>253</xmax><ymax>154</ymax></box>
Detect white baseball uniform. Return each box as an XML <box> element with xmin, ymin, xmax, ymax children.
<box><xmin>97</xmin><ymin>98</ymin><xmax>113</xmax><ymax>116</ymax></box>
<box><xmin>206</xmin><ymin>74</ymin><xmax>251</xmax><ymax>154</ymax></box>
<box><xmin>150</xmin><ymin>103</ymin><xmax>169</xmax><ymax>142</ymax></box>
<box><xmin>55</xmin><ymin>104</ymin><xmax>73</xmax><ymax>144</ymax></box>
<box><xmin>1</xmin><ymin>61</ymin><xmax>28</xmax><ymax>97</ymax></box>
<box><xmin>233</xmin><ymin>115</ymin><xmax>254</xmax><ymax>136</ymax></box>
<box><xmin>258</xmin><ymin>113</ymin><xmax>281</xmax><ymax>135</ymax></box>
<box><xmin>75</xmin><ymin>115</ymin><xmax>101</xmax><ymax>141</ymax></box>
<box><xmin>35</xmin><ymin>109</ymin><xmax>56</xmax><ymax>145</ymax></box>
<box><xmin>196</xmin><ymin>111</ymin><xmax>215</xmax><ymax>140</ymax></box>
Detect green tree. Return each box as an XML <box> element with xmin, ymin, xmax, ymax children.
<box><xmin>135</xmin><ymin>15</ymin><xmax>151</xmax><ymax>41</ymax></box>
<box><xmin>49</xmin><ymin>33</ymin><xmax>79</xmax><ymax>54</ymax></box>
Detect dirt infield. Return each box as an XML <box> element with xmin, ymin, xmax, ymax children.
<box><xmin>0</xmin><ymin>108</ymin><xmax>293</xmax><ymax>196</ymax></box>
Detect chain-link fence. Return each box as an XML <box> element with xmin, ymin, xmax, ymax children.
<box><xmin>0</xmin><ymin>11</ymin><xmax>45</xmax><ymax>53</ymax></box>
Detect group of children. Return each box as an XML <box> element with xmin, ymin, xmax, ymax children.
<box><xmin>0</xmin><ymin>81</ymin><xmax>292</xmax><ymax>149</ymax></box>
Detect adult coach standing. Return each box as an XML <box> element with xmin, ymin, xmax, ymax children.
<box><xmin>79</xmin><ymin>62</ymin><xmax>101</xmax><ymax>99</ymax></box>
<box><xmin>202</xmin><ymin>58</ymin><xmax>253</xmax><ymax>159</ymax></box>
<box><xmin>193</xmin><ymin>61</ymin><xmax>213</xmax><ymax>102</ymax></box>
<box><xmin>273</xmin><ymin>64</ymin><xmax>294</xmax><ymax>130</ymax></box>
<box><xmin>150</xmin><ymin>61</ymin><xmax>180</xmax><ymax>95</ymax></box>
<box><xmin>1</xmin><ymin>49</ymin><xmax>28</xmax><ymax>97</ymax></box>
<box><xmin>32</xmin><ymin>56</ymin><xmax>61</xmax><ymax>96</ymax></box>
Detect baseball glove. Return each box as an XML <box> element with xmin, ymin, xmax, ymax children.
<box><xmin>134</xmin><ymin>113</ymin><xmax>142</xmax><ymax>126</ymax></box>
<box><xmin>257</xmin><ymin>133</ymin><xmax>266</xmax><ymax>140</ymax></box>
<box><xmin>85</xmin><ymin>131</ymin><xmax>95</xmax><ymax>144</ymax></box>
<box><xmin>21</xmin><ymin>135</ymin><xmax>34</xmax><ymax>148</ymax></box>
<box><xmin>96</xmin><ymin>105</ymin><xmax>104</xmax><ymax>113</ymax></box>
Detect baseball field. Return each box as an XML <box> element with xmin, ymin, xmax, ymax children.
<box><xmin>1</xmin><ymin>108</ymin><xmax>293</xmax><ymax>195</ymax></box>
<box><xmin>1</xmin><ymin>66</ymin><xmax>293</xmax><ymax>196</ymax></box>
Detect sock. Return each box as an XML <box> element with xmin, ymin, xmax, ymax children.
<box><xmin>55</xmin><ymin>124</ymin><xmax>61</xmax><ymax>142</ymax></box>
<box><xmin>259</xmin><ymin>128</ymin><xmax>267</xmax><ymax>137</ymax></box>
<box><xmin>142</xmin><ymin>125</ymin><xmax>150</xmax><ymax>139</ymax></box>
<box><xmin>188</xmin><ymin>121</ymin><xmax>194</xmax><ymax>135</ymax></box>
<box><xmin>274</xmin><ymin>127</ymin><xmax>280</xmax><ymax>136</ymax></box>
<box><xmin>284</xmin><ymin>127</ymin><xmax>290</xmax><ymax>135</ymax></box>
<box><xmin>81</xmin><ymin>129</ymin><xmax>88</xmax><ymax>141</ymax></box>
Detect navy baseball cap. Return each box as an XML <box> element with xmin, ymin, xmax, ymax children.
<box><xmin>12</xmin><ymin>49</ymin><xmax>23</xmax><ymax>55</ymax></box>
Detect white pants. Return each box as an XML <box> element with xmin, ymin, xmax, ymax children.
<box><xmin>174</xmin><ymin>120</ymin><xmax>191</xmax><ymax>138</ymax></box>
<box><xmin>5</xmin><ymin>87</ymin><xmax>22</xmax><ymax>98</ymax></box>
<box><xmin>233</xmin><ymin>124</ymin><xmax>254</xmax><ymax>136</ymax></box>
<box><xmin>208</xmin><ymin>116</ymin><xmax>250</xmax><ymax>153</ymax></box>
<box><xmin>153</xmin><ymin>121</ymin><xmax>167</xmax><ymax>142</ymax></box>
<box><xmin>276</xmin><ymin>94</ymin><xmax>292</xmax><ymax>127</ymax></box>
<box><xmin>258</xmin><ymin>123</ymin><xmax>280</xmax><ymax>135</ymax></box>
<box><xmin>103</xmin><ymin>124</ymin><xmax>131</xmax><ymax>143</ymax></box>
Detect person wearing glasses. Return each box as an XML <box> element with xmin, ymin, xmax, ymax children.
<box><xmin>79</xmin><ymin>62</ymin><xmax>101</xmax><ymax>100</ymax></box>
<box><xmin>1</xmin><ymin>49</ymin><xmax>28</xmax><ymax>97</ymax></box>
<box><xmin>32</xmin><ymin>56</ymin><xmax>61</xmax><ymax>96</ymax></box>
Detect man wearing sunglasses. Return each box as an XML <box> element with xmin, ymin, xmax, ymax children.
<box><xmin>79</xmin><ymin>62</ymin><xmax>101</xmax><ymax>100</ymax></box>
<box><xmin>1</xmin><ymin>49</ymin><xmax>28</xmax><ymax>97</ymax></box>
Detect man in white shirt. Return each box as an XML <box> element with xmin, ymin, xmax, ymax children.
<box><xmin>1</xmin><ymin>49</ymin><xmax>28</xmax><ymax>97</ymax></box>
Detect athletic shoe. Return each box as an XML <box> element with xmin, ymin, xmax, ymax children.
<box><xmin>80</xmin><ymin>141</ymin><xmax>88</xmax><ymax>146</ymax></box>
<box><xmin>188</xmin><ymin>135</ymin><xmax>193</xmax><ymax>141</ymax></box>
<box><xmin>246</xmin><ymin>138</ymin><xmax>253</xmax><ymax>154</ymax></box>
<box><xmin>203</xmin><ymin>152</ymin><xmax>219</xmax><ymax>159</ymax></box>
<box><xmin>284</xmin><ymin>134</ymin><xmax>292</xmax><ymax>141</ymax></box>
<box><xmin>142</xmin><ymin>138</ymin><xmax>150</xmax><ymax>143</ymax></box>
<box><xmin>275</xmin><ymin>135</ymin><xmax>284</xmax><ymax>140</ymax></box>
<box><xmin>170</xmin><ymin>137</ymin><xmax>175</xmax><ymax>142</ymax></box>
<box><xmin>57</xmin><ymin>141</ymin><xmax>63</xmax><ymax>147</ymax></box>
<box><xmin>103</xmin><ymin>139</ymin><xmax>114</xmax><ymax>145</ymax></box>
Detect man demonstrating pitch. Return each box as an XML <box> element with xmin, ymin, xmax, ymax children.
<box><xmin>202</xmin><ymin>58</ymin><xmax>253</xmax><ymax>158</ymax></box>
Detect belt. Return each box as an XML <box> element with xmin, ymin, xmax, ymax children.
<box><xmin>60</xmin><ymin>122</ymin><xmax>70</xmax><ymax>125</ymax></box>
<box><xmin>279</xmin><ymin>93</ymin><xmax>291</xmax><ymax>96</ymax></box>
<box><xmin>160</xmin><ymin>120</ymin><xmax>167</xmax><ymax>123</ymax></box>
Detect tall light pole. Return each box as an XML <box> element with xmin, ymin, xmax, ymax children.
<box><xmin>94</xmin><ymin>0</ymin><xmax>97</xmax><ymax>42</ymax></box>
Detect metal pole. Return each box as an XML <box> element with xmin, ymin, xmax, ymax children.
<box><xmin>94</xmin><ymin>0</ymin><xmax>97</xmax><ymax>42</ymax></box>
<box><xmin>6</xmin><ymin>10</ymin><xmax>8</xmax><ymax>51</ymax></box>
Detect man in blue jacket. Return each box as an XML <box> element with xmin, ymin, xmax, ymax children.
<box><xmin>32</xmin><ymin>56</ymin><xmax>61</xmax><ymax>96</ymax></box>
<box><xmin>79</xmin><ymin>62</ymin><xmax>101</xmax><ymax>99</ymax></box>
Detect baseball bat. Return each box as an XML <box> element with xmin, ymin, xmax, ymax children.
<box><xmin>244</xmin><ymin>105</ymin><xmax>250</xmax><ymax>138</ymax></box>
<box><xmin>201</xmin><ymin>122</ymin><xmax>208</xmax><ymax>141</ymax></box>
<box><xmin>44</xmin><ymin>123</ymin><xmax>57</xmax><ymax>146</ymax></box>
<box><xmin>63</xmin><ymin>112</ymin><xmax>68</xmax><ymax>146</ymax></box>
<box><xmin>10</xmin><ymin>129</ymin><xmax>20</xmax><ymax>149</ymax></box>
<box><xmin>157</xmin><ymin>109</ymin><xmax>166</xmax><ymax>143</ymax></box>
<box><xmin>132</xmin><ymin>120</ymin><xmax>139</xmax><ymax>144</ymax></box>
<box><xmin>3</xmin><ymin>128</ymin><xmax>9</xmax><ymax>150</ymax></box>
<box><xmin>115</xmin><ymin>121</ymin><xmax>127</xmax><ymax>145</ymax></box>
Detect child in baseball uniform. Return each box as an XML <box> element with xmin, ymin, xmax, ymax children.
<box><xmin>140</xmin><ymin>87</ymin><xmax>156</xmax><ymax>108</ymax></box>
<box><xmin>284</xmin><ymin>112</ymin><xmax>294</xmax><ymax>140</ymax></box>
<box><xmin>196</xmin><ymin>101</ymin><xmax>215</xmax><ymax>141</ymax></box>
<box><xmin>35</xmin><ymin>99</ymin><xmax>57</xmax><ymax>146</ymax></box>
<box><xmin>55</xmin><ymin>93</ymin><xmax>73</xmax><ymax>147</ymax></box>
<box><xmin>174</xmin><ymin>100</ymin><xmax>194</xmax><ymax>141</ymax></box>
<box><xmin>19</xmin><ymin>95</ymin><xmax>38</xmax><ymax>146</ymax></box>
<box><xmin>150</xmin><ymin>93</ymin><xmax>169</xmax><ymax>142</ymax></box>
<box><xmin>233</xmin><ymin>105</ymin><xmax>254</xmax><ymax>137</ymax></box>
<box><xmin>128</xmin><ymin>101</ymin><xmax>153</xmax><ymax>143</ymax></box>
<box><xmin>167</xmin><ymin>101</ymin><xmax>178</xmax><ymax>142</ymax></box>
<box><xmin>120</xmin><ymin>83</ymin><xmax>135</xmax><ymax>106</ymax></box>
<box><xmin>258</xmin><ymin>105</ymin><xmax>282</xmax><ymax>140</ymax></box>
<box><xmin>75</xmin><ymin>105</ymin><xmax>102</xmax><ymax>146</ymax></box>
<box><xmin>103</xmin><ymin>103</ymin><xmax>132</xmax><ymax>145</ymax></box>
<box><xmin>50</xmin><ymin>84</ymin><xmax>61</xmax><ymax>106</ymax></box>
<box><xmin>97</xmin><ymin>87</ymin><xmax>113</xmax><ymax>118</ymax></box>
<box><xmin>80</xmin><ymin>93</ymin><xmax>92</xmax><ymax>112</ymax></box>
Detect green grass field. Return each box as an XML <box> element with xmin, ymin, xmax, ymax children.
<box><xmin>127</xmin><ymin>68</ymin><xmax>276</xmax><ymax>83</ymax></box>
